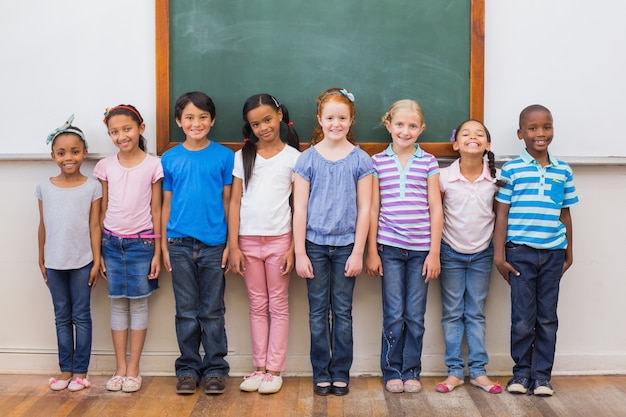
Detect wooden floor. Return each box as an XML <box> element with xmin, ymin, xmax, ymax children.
<box><xmin>1</xmin><ymin>374</ymin><xmax>626</xmax><ymax>417</ymax></box>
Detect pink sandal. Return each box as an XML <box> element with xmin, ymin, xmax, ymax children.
<box><xmin>68</xmin><ymin>376</ymin><xmax>92</xmax><ymax>392</ymax></box>
<box><xmin>49</xmin><ymin>377</ymin><xmax>71</xmax><ymax>391</ymax></box>
<box><xmin>470</xmin><ymin>379</ymin><xmax>502</xmax><ymax>394</ymax></box>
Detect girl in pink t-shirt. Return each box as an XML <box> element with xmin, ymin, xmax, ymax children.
<box><xmin>436</xmin><ymin>119</ymin><xmax>504</xmax><ymax>394</ymax></box>
<box><xmin>94</xmin><ymin>105</ymin><xmax>163</xmax><ymax>393</ymax></box>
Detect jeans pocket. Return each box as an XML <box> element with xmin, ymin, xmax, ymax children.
<box><xmin>168</xmin><ymin>237</ymin><xmax>183</xmax><ymax>246</ymax></box>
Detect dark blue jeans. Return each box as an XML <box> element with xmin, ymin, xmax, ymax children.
<box><xmin>46</xmin><ymin>263</ymin><xmax>93</xmax><ymax>374</ymax></box>
<box><xmin>506</xmin><ymin>242</ymin><xmax>564</xmax><ymax>381</ymax></box>
<box><xmin>378</xmin><ymin>245</ymin><xmax>429</xmax><ymax>382</ymax></box>
<box><xmin>305</xmin><ymin>241</ymin><xmax>356</xmax><ymax>385</ymax></box>
<box><xmin>168</xmin><ymin>238</ymin><xmax>229</xmax><ymax>381</ymax></box>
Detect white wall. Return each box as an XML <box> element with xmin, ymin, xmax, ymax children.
<box><xmin>1</xmin><ymin>0</ymin><xmax>625</xmax><ymax>377</ymax></box>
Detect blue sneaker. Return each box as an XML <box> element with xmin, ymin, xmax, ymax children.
<box><xmin>506</xmin><ymin>376</ymin><xmax>531</xmax><ymax>394</ymax></box>
<box><xmin>532</xmin><ymin>379</ymin><xmax>554</xmax><ymax>396</ymax></box>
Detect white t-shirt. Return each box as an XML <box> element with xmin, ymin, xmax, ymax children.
<box><xmin>439</xmin><ymin>159</ymin><xmax>500</xmax><ymax>254</ymax></box>
<box><xmin>233</xmin><ymin>145</ymin><xmax>300</xmax><ymax>236</ymax></box>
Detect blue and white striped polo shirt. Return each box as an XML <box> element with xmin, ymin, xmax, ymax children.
<box><xmin>495</xmin><ymin>149</ymin><xmax>579</xmax><ymax>250</ymax></box>
<box><xmin>372</xmin><ymin>144</ymin><xmax>439</xmax><ymax>251</ymax></box>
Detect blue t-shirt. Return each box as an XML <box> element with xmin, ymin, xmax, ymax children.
<box><xmin>294</xmin><ymin>145</ymin><xmax>373</xmax><ymax>246</ymax></box>
<box><xmin>162</xmin><ymin>141</ymin><xmax>234</xmax><ymax>246</ymax></box>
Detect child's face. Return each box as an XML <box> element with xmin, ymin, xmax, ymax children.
<box><xmin>453</xmin><ymin>120</ymin><xmax>490</xmax><ymax>155</ymax></box>
<box><xmin>247</xmin><ymin>105</ymin><xmax>283</xmax><ymax>143</ymax></box>
<box><xmin>176</xmin><ymin>102</ymin><xmax>215</xmax><ymax>142</ymax></box>
<box><xmin>107</xmin><ymin>114</ymin><xmax>145</xmax><ymax>153</ymax></box>
<box><xmin>317</xmin><ymin>101</ymin><xmax>353</xmax><ymax>142</ymax></box>
<box><xmin>384</xmin><ymin>110</ymin><xmax>425</xmax><ymax>151</ymax></box>
<box><xmin>51</xmin><ymin>133</ymin><xmax>87</xmax><ymax>175</ymax></box>
<box><xmin>518</xmin><ymin>110</ymin><xmax>553</xmax><ymax>156</ymax></box>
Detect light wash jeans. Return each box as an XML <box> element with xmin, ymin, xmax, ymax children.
<box><xmin>439</xmin><ymin>241</ymin><xmax>493</xmax><ymax>379</ymax></box>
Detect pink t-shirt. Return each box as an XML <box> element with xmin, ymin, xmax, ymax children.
<box><xmin>93</xmin><ymin>153</ymin><xmax>163</xmax><ymax>234</ymax></box>
<box><xmin>439</xmin><ymin>159</ymin><xmax>499</xmax><ymax>254</ymax></box>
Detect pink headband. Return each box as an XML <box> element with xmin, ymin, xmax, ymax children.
<box><xmin>103</xmin><ymin>105</ymin><xmax>144</xmax><ymax>124</ymax></box>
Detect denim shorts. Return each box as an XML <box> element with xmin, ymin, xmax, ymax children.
<box><xmin>102</xmin><ymin>232</ymin><xmax>158</xmax><ymax>298</ymax></box>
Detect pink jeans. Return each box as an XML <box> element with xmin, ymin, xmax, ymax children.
<box><xmin>239</xmin><ymin>233</ymin><xmax>291</xmax><ymax>372</ymax></box>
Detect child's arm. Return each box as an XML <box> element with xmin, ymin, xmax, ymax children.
<box><xmin>37</xmin><ymin>200</ymin><xmax>48</xmax><ymax>285</ymax></box>
<box><xmin>423</xmin><ymin>173</ymin><xmax>442</xmax><ymax>282</ymax></box>
<box><xmin>227</xmin><ymin>177</ymin><xmax>245</xmax><ymax>276</ymax></box>
<box><xmin>560</xmin><ymin>207</ymin><xmax>574</xmax><ymax>274</ymax></box>
<box><xmin>149</xmin><ymin>180</ymin><xmax>162</xmax><ymax>279</ymax></box>
<box><xmin>293</xmin><ymin>174</ymin><xmax>314</xmax><ymax>278</ymax></box>
<box><xmin>365</xmin><ymin>176</ymin><xmax>383</xmax><ymax>277</ymax></box>
<box><xmin>221</xmin><ymin>183</ymin><xmax>232</xmax><ymax>271</ymax></box>
<box><xmin>493</xmin><ymin>201</ymin><xmax>519</xmax><ymax>284</ymax></box>
<box><xmin>99</xmin><ymin>179</ymin><xmax>108</xmax><ymax>279</ymax></box>
<box><xmin>161</xmin><ymin>190</ymin><xmax>172</xmax><ymax>272</ymax></box>
<box><xmin>345</xmin><ymin>173</ymin><xmax>372</xmax><ymax>277</ymax></box>
<box><xmin>88</xmin><ymin>197</ymin><xmax>102</xmax><ymax>289</ymax></box>
<box><xmin>280</xmin><ymin>191</ymin><xmax>296</xmax><ymax>276</ymax></box>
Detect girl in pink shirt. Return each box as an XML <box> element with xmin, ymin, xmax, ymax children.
<box><xmin>436</xmin><ymin>119</ymin><xmax>504</xmax><ymax>394</ymax></box>
<box><xmin>94</xmin><ymin>105</ymin><xmax>163</xmax><ymax>393</ymax></box>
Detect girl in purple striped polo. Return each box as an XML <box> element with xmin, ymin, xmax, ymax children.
<box><xmin>366</xmin><ymin>99</ymin><xmax>443</xmax><ymax>394</ymax></box>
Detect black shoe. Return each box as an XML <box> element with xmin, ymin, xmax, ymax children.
<box><xmin>332</xmin><ymin>384</ymin><xmax>349</xmax><ymax>396</ymax></box>
<box><xmin>532</xmin><ymin>379</ymin><xmax>554</xmax><ymax>397</ymax></box>
<box><xmin>314</xmin><ymin>384</ymin><xmax>332</xmax><ymax>396</ymax></box>
<box><xmin>506</xmin><ymin>376</ymin><xmax>531</xmax><ymax>394</ymax></box>
<box><xmin>204</xmin><ymin>376</ymin><xmax>226</xmax><ymax>394</ymax></box>
<box><xmin>176</xmin><ymin>376</ymin><xmax>198</xmax><ymax>395</ymax></box>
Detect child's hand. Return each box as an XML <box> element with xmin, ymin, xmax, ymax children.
<box><xmin>229</xmin><ymin>248</ymin><xmax>246</xmax><ymax>276</ymax></box>
<box><xmin>422</xmin><ymin>253</ymin><xmax>440</xmax><ymax>282</ymax></box>
<box><xmin>89</xmin><ymin>264</ymin><xmax>99</xmax><ymax>289</ymax></box>
<box><xmin>99</xmin><ymin>256</ymin><xmax>108</xmax><ymax>281</ymax></box>
<box><xmin>221</xmin><ymin>246</ymin><xmax>230</xmax><ymax>273</ymax></box>
<box><xmin>39</xmin><ymin>262</ymin><xmax>48</xmax><ymax>286</ymax></box>
<box><xmin>344</xmin><ymin>253</ymin><xmax>363</xmax><ymax>277</ymax></box>
<box><xmin>148</xmin><ymin>255</ymin><xmax>161</xmax><ymax>279</ymax></box>
<box><xmin>162</xmin><ymin>247</ymin><xmax>172</xmax><ymax>273</ymax></box>
<box><xmin>280</xmin><ymin>251</ymin><xmax>294</xmax><ymax>276</ymax></box>
<box><xmin>296</xmin><ymin>255</ymin><xmax>314</xmax><ymax>279</ymax></box>
<box><xmin>494</xmin><ymin>258</ymin><xmax>519</xmax><ymax>285</ymax></box>
<box><xmin>365</xmin><ymin>252</ymin><xmax>383</xmax><ymax>277</ymax></box>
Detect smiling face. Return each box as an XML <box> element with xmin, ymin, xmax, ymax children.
<box><xmin>317</xmin><ymin>100</ymin><xmax>353</xmax><ymax>142</ymax></box>
<box><xmin>51</xmin><ymin>133</ymin><xmax>87</xmax><ymax>175</ymax></box>
<box><xmin>384</xmin><ymin>109</ymin><xmax>425</xmax><ymax>152</ymax></box>
<box><xmin>453</xmin><ymin>120</ymin><xmax>490</xmax><ymax>156</ymax></box>
<box><xmin>246</xmin><ymin>104</ymin><xmax>282</xmax><ymax>144</ymax></box>
<box><xmin>518</xmin><ymin>109</ymin><xmax>553</xmax><ymax>158</ymax></box>
<box><xmin>176</xmin><ymin>102</ymin><xmax>215</xmax><ymax>143</ymax></box>
<box><xmin>106</xmin><ymin>114</ymin><xmax>145</xmax><ymax>153</ymax></box>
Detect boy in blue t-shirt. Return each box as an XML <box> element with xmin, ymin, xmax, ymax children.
<box><xmin>494</xmin><ymin>104</ymin><xmax>579</xmax><ymax>397</ymax></box>
<box><xmin>161</xmin><ymin>91</ymin><xmax>234</xmax><ymax>396</ymax></box>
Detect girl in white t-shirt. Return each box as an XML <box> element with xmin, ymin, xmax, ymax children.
<box><xmin>94</xmin><ymin>105</ymin><xmax>163</xmax><ymax>393</ymax></box>
<box><xmin>228</xmin><ymin>94</ymin><xmax>300</xmax><ymax>395</ymax></box>
<box><xmin>436</xmin><ymin>119</ymin><xmax>504</xmax><ymax>394</ymax></box>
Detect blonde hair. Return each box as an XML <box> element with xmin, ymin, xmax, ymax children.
<box><xmin>311</xmin><ymin>88</ymin><xmax>357</xmax><ymax>145</ymax></box>
<box><xmin>381</xmin><ymin>99</ymin><xmax>425</xmax><ymax>127</ymax></box>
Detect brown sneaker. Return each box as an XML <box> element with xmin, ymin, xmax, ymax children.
<box><xmin>176</xmin><ymin>376</ymin><xmax>197</xmax><ymax>395</ymax></box>
<box><xmin>204</xmin><ymin>376</ymin><xmax>226</xmax><ymax>394</ymax></box>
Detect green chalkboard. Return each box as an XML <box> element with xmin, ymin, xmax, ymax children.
<box><xmin>156</xmin><ymin>0</ymin><xmax>484</xmax><ymax>156</ymax></box>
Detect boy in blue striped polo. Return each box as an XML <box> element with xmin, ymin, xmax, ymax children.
<box><xmin>493</xmin><ymin>104</ymin><xmax>579</xmax><ymax>397</ymax></box>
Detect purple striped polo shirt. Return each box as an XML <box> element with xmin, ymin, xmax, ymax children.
<box><xmin>372</xmin><ymin>144</ymin><xmax>439</xmax><ymax>251</ymax></box>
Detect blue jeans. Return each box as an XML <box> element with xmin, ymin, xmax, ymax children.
<box><xmin>506</xmin><ymin>242</ymin><xmax>564</xmax><ymax>381</ymax></box>
<box><xmin>46</xmin><ymin>263</ymin><xmax>93</xmax><ymax>374</ymax></box>
<box><xmin>439</xmin><ymin>241</ymin><xmax>494</xmax><ymax>379</ymax></box>
<box><xmin>305</xmin><ymin>241</ymin><xmax>356</xmax><ymax>385</ymax></box>
<box><xmin>168</xmin><ymin>238</ymin><xmax>229</xmax><ymax>381</ymax></box>
<box><xmin>378</xmin><ymin>245</ymin><xmax>429</xmax><ymax>382</ymax></box>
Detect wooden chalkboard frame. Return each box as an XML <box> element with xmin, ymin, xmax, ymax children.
<box><xmin>155</xmin><ymin>0</ymin><xmax>484</xmax><ymax>157</ymax></box>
